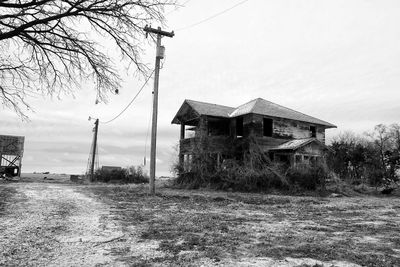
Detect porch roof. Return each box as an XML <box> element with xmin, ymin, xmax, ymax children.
<box><xmin>269</xmin><ymin>138</ymin><xmax>330</xmax><ymax>151</ymax></box>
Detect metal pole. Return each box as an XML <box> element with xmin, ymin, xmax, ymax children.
<box><xmin>90</xmin><ymin>118</ymin><xmax>99</xmax><ymax>182</ymax></box>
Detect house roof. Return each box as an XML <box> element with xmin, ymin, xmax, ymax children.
<box><xmin>171</xmin><ymin>99</ymin><xmax>234</xmax><ymax>124</ymax></box>
<box><xmin>269</xmin><ymin>138</ymin><xmax>331</xmax><ymax>151</ymax></box>
<box><xmin>185</xmin><ymin>99</ymin><xmax>235</xmax><ymax>118</ymax></box>
<box><xmin>172</xmin><ymin>98</ymin><xmax>336</xmax><ymax>128</ymax></box>
<box><xmin>230</xmin><ymin>98</ymin><xmax>336</xmax><ymax>127</ymax></box>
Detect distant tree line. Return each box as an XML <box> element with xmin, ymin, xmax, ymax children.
<box><xmin>328</xmin><ymin>123</ymin><xmax>400</xmax><ymax>188</ymax></box>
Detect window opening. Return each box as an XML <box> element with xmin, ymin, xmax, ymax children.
<box><xmin>236</xmin><ymin>117</ymin><xmax>243</xmax><ymax>137</ymax></box>
<box><xmin>263</xmin><ymin>118</ymin><xmax>273</xmax><ymax>137</ymax></box>
<box><xmin>310</xmin><ymin>126</ymin><xmax>316</xmax><ymax>138</ymax></box>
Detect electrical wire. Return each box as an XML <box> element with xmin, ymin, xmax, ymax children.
<box><xmin>175</xmin><ymin>0</ymin><xmax>250</xmax><ymax>31</ymax></box>
<box><xmin>100</xmin><ymin>69</ymin><xmax>155</xmax><ymax>124</ymax></box>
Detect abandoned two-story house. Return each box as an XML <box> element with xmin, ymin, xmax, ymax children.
<box><xmin>172</xmin><ymin>98</ymin><xmax>336</xmax><ymax>170</ymax></box>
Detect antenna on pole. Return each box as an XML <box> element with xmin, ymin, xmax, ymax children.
<box><xmin>143</xmin><ymin>26</ymin><xmax>174</xmax><ymax>195</ymax></box>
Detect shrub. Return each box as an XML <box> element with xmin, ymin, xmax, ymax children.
<box><xmin>93</xmin><ymin>166</ymin><xmax>149</xmax><ymax>184</ymax></box>
<box><xmin>173</xmin><ymin>156</ymin><xmax>288</xmax><ymax>192</ymax></box>
<box><xmin>126</xmin><ymin>166</ymin><xmax>149</xmax><ymax>184</ymax></box>
<box><xmin>94</xmin><ymin>168</ymin><xmax>125</xmax><ymax>183</ymax></box>
<box><xmin>286</xmin><ymin>163</ymin><xmax>329</xmax><ymax>190</ymax></box>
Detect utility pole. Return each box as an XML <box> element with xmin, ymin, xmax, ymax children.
<box><xmin>90</xmin><ymin>118</ymin><xmax>99</xmax><ymax>182</ymax></box>
<box><xmin>144</xmin><ymin>26</ymin><xmax>174</xmax><ymax>195</ymax></box>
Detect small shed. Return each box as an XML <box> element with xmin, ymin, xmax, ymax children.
<box><xmin>0</xmin><ymin>135</ymin><xmax>25</xmax><ymax>177</ymax></box>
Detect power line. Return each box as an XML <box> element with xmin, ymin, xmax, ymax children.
<box><xmin>100</xmin><ymin>70</ymin><xmax>155</xmax><ymax>124</ymax></box>
<box><xmin>176</xmin><ymin>0</ymin><xmax>250</xmax><ymax>31</ymax></box>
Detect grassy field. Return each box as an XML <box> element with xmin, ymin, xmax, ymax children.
<box><xmin>79</xmin><ymin>184</ymin><xmax>400</xmax><ymax>266</ymax></box>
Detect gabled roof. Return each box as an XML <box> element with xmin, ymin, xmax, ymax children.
<box><xmin>185</xmin><ymin>99</ymin><xmax>234</xmax><ymax>118</ymax></box>
<box><xmin>171</xmin><ymin>99</ymin><xmax>234</xmax><ymax>124</ymax></box>
<box><xmin>230</xmin><ymin>98</ymin><xmax>336</xmax><ymax>128</ymax></box>
<box><xmin>172</xmin><ymin>98</ymin><xmax>336</xmax><ymax>128</ymax></box>
<box><xmin>269</xmin><ymin>138</ymin><xmax>330</xmax><ymax>151</ymax></box>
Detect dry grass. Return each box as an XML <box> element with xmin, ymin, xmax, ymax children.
<box><xmin>82</xmin><ymin>184</ymin><xmax>400</xmax><ymax>266</ymax></box>
<box><xmin>0</xmin><ymin>186</ymin><xmax>18</xmax><ymax>215</ymax></box>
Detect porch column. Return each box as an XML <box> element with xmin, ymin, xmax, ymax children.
<box><xmin>18</xmin><ymin>156</ymin><xmax>22</xmax><ymax>177</ymax></box>
<box><xmin>179</xmin><ymin>153</ymin><xmax>184</xmax><ymax>170</ymax></box>
<box><xmin>180</xmin><ymin>123</ymin><xmax>185</xmax><ymax>140</ymax></box>
<box><xmin>199</xmin><ymin>116</ymin><xmax>208</xmax><ymax>137</ymax></box>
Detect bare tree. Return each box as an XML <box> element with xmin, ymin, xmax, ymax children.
<box><xmin>0</xmin><ymin>0</ymin><xmax>175</xmax><ymax>118</ymax></box>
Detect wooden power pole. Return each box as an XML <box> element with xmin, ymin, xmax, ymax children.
<box><xmin>144</xmin><ymin>26</ymin><xmax>174</xmax><ymax>195</ymax></box>
<box><xmin>90</xmin><ymin>118</ymin><xmax>99</xmax><ymax>182</ymax></box>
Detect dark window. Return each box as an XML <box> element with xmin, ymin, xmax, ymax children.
<box><xmin>236</xmin><ymin>117</ymin><xmax>243</xmax><ymax>137</ymax></box>
<box><xmin>310</xmin><ymin>126</ymin><xmax>316</xmax><ymax>137</ymax></box>
<box><xmin>263</xmin><ymin>118</ymin><xmax>273</xmax><ymax>137</ymax></box>
<box><xmin>277</xmin><ymin>154</ymin><xmax>290</xmax><ymax>164</ymax></box>
<box><xmin>208</xmin><ymin>119</ymin><xmax>229</xmax><ymax>136</ymax></box>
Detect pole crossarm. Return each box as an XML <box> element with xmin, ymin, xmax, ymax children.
<box><xmin>143</xmin><ymin>25</ymin><xmax>175</xmax><ymax>38</ymax></box>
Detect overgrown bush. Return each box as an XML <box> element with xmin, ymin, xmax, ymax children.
<box><xmin>94</xmin><ymin>166</ymin><xmax>149</xmax><ymax>184</ymax></box>
<box><xmin>286</xmin><ymin>163</ymin><xmax>329</xmax><ymax>190</ymax></box>
<box><xmin>328</xmin><ymin>125</ymin><xmax>400</xmax><ymax>188</ymax></box>
<box><xmin>126</xmin><ymin>166</ymin><xmax>149</xmax><ymax>184</ymax></box>
<box><xmin>217</xmin><ymin>165</ymin><xmax>287</xmax><ymax>191</ymax></box>
<box><xmin>174</xmin><ymin>161</ymin><xmax>287</xmax><ymax>192</ymax></box>
<box><xmin>173</xmin><ymin>136</ymin><xmax>289</xmax><ymax>192</ymax></box>
<box><xmin>94</xmin><ymin>168</ymin><xmax>125</xmax><ymax>183</ymax></box>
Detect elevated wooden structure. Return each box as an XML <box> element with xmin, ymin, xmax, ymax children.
<box><xmin>0</xmin><ymin>135</ymin><xmax>24</xmax><ymax>177</ymax></box>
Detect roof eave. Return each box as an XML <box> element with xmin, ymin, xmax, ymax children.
<box><xmin>171</xmin><ymin>100</ymin><xmax>200</xmax><ymax>125</ymax></box>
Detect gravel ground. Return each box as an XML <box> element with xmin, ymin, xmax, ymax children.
<box><xmin>0</xmin><ymin>182</ymin><xmax>123</xmax><ymax>266</ymax></box>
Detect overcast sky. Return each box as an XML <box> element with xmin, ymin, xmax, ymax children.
<box><xmin>1</xmin><ymin>0</ymin><xmax>400</xmax><ymax>176</ymax></box>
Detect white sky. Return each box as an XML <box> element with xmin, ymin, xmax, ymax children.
<box><xmin>1</xmin><ymin>0</ymin><xmax>400</xmax><ymax>175</ymax></box>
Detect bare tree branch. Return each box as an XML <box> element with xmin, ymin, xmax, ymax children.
<box><xmin>0</xmin><ymin>0</ymin><xmax>175</xmax><ymax>118</ymax></box>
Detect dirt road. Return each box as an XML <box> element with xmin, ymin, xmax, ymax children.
<box><xmin>0</xmin><ymin>182</ymin><xmax>124</xmax><ymax>266</ymax></box>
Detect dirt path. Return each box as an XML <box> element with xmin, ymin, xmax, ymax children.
<box><xmin>0</xmin><ymin>182</ymin><xmax>124</xmax><ymax>266</ymax></box>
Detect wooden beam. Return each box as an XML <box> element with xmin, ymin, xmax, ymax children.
<box><xmin>180</xmin><ymin>123</ymin><xmax>185</xmax><ymax>140</ymax></box>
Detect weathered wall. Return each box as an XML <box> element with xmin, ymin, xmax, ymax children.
<box><xmin>180</xmin><ymin>136</ymin><xmax>233</xmax><ymax>154</ymax></box>
<box><xmin>248</xmin><ymin>114</ymin><xmax>326</xmax><ymax>143</ymax></box>
<box><xmin>179</xmin><ymin>114</ymin><xmax>328</xmax><ymax>162</ymax></box>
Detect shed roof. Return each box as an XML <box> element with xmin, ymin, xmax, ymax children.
<box><xmin>270</xmin><ymin>138</ymin><xmax>318</xmax><ymax>151</ymax></box>
<box><xmin>269</xmin><ymin>138</ymin><xmax>331</xmax><ymax>151</ymax></box>
<box><xmin>172</xmin><ymin>98</ymin><xmax>336</xmax><ymax>128</ymax></box>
